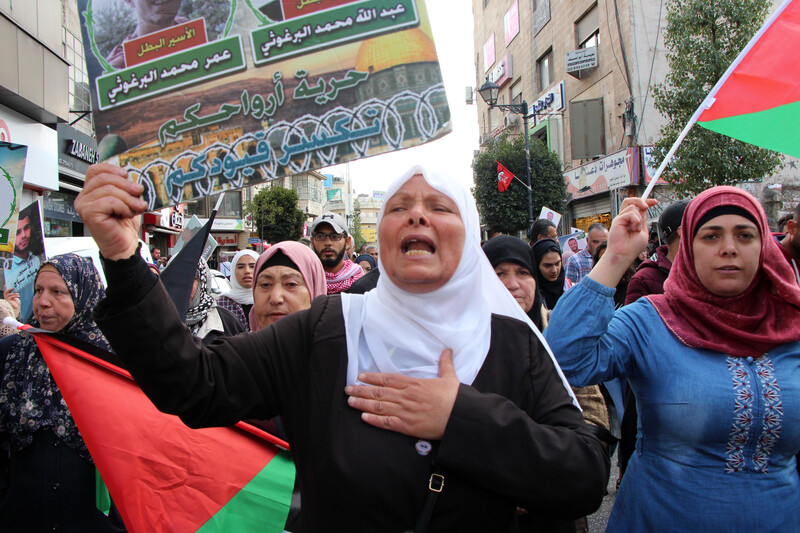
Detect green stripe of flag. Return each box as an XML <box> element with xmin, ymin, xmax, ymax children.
<box><xmin>197</xmin><ymin>450</ymin><xmax>295</xmax><ymax>532</ymax></box>
<box><xmin>698</xmin><ymin>99</ymin><xmax>800</xmax><ymax>158</ymax></box>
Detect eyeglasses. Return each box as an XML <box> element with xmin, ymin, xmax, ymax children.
<box><xmin>312</xmin><ymin>232</ymin><xmax>344</xmax><ymax>242</ymax></box>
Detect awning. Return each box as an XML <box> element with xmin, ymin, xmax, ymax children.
<box><xmin>146</xmin><ymin>225</ymin><xmax>181</xmax><ymax>235</ymax></box>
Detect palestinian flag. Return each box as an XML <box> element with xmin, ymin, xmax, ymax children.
<box><xmin>35</xmin><ymin>331</ymin><xmax>294</xmax><ymax>533</ymax></box>
<box><xmin>697</xmin><ymin>0</ymin><xmax>800</xmax><ymax>157</ymax></box>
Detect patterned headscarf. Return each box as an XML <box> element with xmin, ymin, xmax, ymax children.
<box><xmin>185</xmin><ymin>257</ymin><xmax>216</xmax><ymax>334</ymax></box>
<box><xmin>0</xmin><ymin>253</ymin><xmax>110</xmax><ymax>458</ymax></box>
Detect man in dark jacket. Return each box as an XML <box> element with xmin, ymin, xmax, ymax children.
<box><xmin>624</xmin><ymin>200</ymin><xmax>689</xmax><ymax>305</ymax></box>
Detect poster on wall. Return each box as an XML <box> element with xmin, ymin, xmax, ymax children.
<box><xmin>2</xmin><ymin>200</ymin><xmax>46</xmax><ymax>323</ymax></box>
<box><xmin>0</xmin><ymin>142</ymin><xmax>28</xmax><ymax>254</ymax></box>
<box><xmin>78</xmin><ymin>0</ymin><xmax>451</xmax><ymax>211</ymax></box>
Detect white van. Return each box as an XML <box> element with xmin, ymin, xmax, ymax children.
<box><xmin>44</xmin><ymin>237</ymin><xmax>153</xmax><ymax>287</ymax></box>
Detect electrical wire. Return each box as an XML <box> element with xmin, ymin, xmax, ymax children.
<box><xmin>635</xmin><ymin>0</ymin><xmax>665</xmax><ymax>141</ymax></box>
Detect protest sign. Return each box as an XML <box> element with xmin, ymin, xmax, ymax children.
<box><xmin>538</xmin><ymin>206</ymin><xmax>561</xmax><ymax>229</ymax></box>
<box><xmin>3</xmin><ymin>200</ymin><xmax>46</xmax><ymax>322</ymax></box>
<box><xmin>79</xmin><ymin>0</ymin><xmax>451</xmax><ymax>210</ymax></box>
<box><xmin>558</xmin><ymin>231</ymin><xmax>586</xmax><ymax>264</ymax></box>
<box><xmin>0</xmin><ymin>142</ymin><xmax>28</xmax><ymax>254</ymax></box>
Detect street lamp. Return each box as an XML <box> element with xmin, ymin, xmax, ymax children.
<box><xmin>478</xmin><ymin>77</ymin><xmax>535</xmax><ymax>227</ymax></box>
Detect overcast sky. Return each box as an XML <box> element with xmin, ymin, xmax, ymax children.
<box><xmin>319</xmin><ymin>1</ymin><xmax>480</xmax><ymax>195</ymax></box>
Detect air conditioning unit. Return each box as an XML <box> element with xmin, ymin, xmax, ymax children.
<box><xmin>503</xmin><ymin>114</ymin><xmax>519</xmax><ymax>129</ymax></box>
<box><xmin>479</xmin><ymin>132</ymin><xmax>491</xmax><ymax>146</ymax></box>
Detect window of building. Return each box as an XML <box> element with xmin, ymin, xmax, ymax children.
<box><xmin>63</xmin><ymin>27</ymin><xmax>93</xmax><ymax>137</ymax></box>
<box><xmin>570</xmin><ymin>98</ymin><xmax>605</xmax><ymax>160</ymax></box>
<box><xmin>510</xmin><ymin>80</ymin><xmax>523</xmax><ymax>107</ymax></box>
<box><xmin>184</xmin><ymin>190</ymin><xmax>242</xmax><ymax>219</ymax></box>
<box><xmin>537</xmin><ymin>49</ymin><xmax>554</xmax><ymax>92</ymax></box>
<box><xmin>576</xmin><ymin>4</ymin><xmax>600</xmax><ymax>49</ymax></box>
<box><xmin>184</xmin><ymin>198</ymin><xmax>208</xmax><ymax>218</ymax></box>
<box><xmin>212</xmin><ymin>191</ymin><xmax>242</xmax><ymax>218</ymax></box>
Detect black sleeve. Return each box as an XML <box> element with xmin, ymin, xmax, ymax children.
<box><xmin>436</xmin><ymin>326</ymin><xmax>610</xmax><ymax>519</ymax></box>
<box><xmin>94</xmin><ymin>255</ymin><xmax>325</xmax><ymax>428</ymax></box>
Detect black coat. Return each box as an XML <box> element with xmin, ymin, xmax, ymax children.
<box><xmin>95</xmin><ymin>256</ymin><xmax>609</xmax><ymax>532</ymax></box>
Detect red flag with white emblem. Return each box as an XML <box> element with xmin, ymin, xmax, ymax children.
<box><xmin>496</xmin><ymin>160</ymin><xmax>514</xmax><ymax>192</ymax></box>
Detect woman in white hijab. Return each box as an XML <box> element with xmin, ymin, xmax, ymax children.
<box><xmin>217</xmin><ymin>249</ymin><xmax>260</xmax><ymax>331</ymax></box>
<box><xmin>77</xmin><ymin>162</ymin><xmax>609</xmax><ymax>532</ymax></box>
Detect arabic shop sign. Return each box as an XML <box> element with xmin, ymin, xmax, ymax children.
<box><xmin>565</xmin><ymin>47</ymin><xmax>598</xmax><ymax>74</ymax></box>
<box><xmin>563</xmin><ymin>147</ymin><xmax>641</xmax><ymax>201</ymax></box>
<box><xmin>212</xmin><ymin>232</ymin><xmax>239</xmax><ymax>246</ymax></box>
<box><xmin>252</xmin><ymin>1</ymin><xmax>417</xmax><ymax>65</ymax></box>
<box><xmin>532</xmin><ymin>81</ymin><xmax>564</xmax><ymax>125</ymax></box>
<box><xmin>79</xmin><ymin>0</ymin><xmax>450</xmax><ymax>212</ymax></box>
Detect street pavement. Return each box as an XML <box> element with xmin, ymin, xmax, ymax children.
<box><xmin>586</xmin><ymin>451</ymin><xmax>619</xmax><ymax>532</ymax></box>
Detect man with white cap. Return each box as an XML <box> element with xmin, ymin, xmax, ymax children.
<box><xmin>309</xmin><ymin>213</ymin><xmax>363</xmax><ymax>294</ymax></box>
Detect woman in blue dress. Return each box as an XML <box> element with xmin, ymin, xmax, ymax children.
<box><xmin>545</xmin><ymin>186</ymin><xmax>800</xmax><ymax>532</ymax></box>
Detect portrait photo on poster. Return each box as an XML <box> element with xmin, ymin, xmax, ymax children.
<box><xmin>3</xmin><ymin>200</ymin><xmax>46</xmax><ymax>322</ymax></box>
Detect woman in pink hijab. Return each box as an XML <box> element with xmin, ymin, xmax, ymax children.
<box><xmin>249</xmin><ymin>241</ymin><xmax>326</xmax><ymax>331</ymax></box>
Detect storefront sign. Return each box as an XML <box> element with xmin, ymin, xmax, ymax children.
<box><xmin>641</xmin><ymin>145</ymin><xmax>668</xmax><ymax>186</ymax></box>
<box><xmin>197</xmin><ymin>218</ymin><xmax>243</xmax><ymax>231</ymax></box>
<box><xmin>532</xmin><ymin>81</ymin><xmax>564</xmax><ymax>125</ymax></box>
<box><xmin>57</xmin><ymin>124</ymin><xmax>99</xmax><ymax>179</ymax></box>
<box><xmin>564</xmin><ymin>147</ymin><xmax>640</xmax><ymax>201</ymax></box>
<box><xmin>566</xmin><ymin>48</ymin><xmax>598</xmax><ymax>73</ymax></box>
<box><xmin>42</xmin><ymin>191</ymin><xmax>81</xmax><ymax>222</ymax></box>
<box><xmin>487</xmin><ymin>55</ymin><xmax>513</xmax><ymax>87</ymax></box>
<box><xmin>212</xmin><ymin>232</ymin><xmax>239</xmax><ymax>246</ymax></box>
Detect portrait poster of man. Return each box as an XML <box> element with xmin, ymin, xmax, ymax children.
<box><xmin>3</xmin><ymin>200</ymin><xmax>46</xmax><ymax>323</ymax></box>
<box><xmin>78</xmin><ymin>0</ymin><xmax>451</xmax><ymax>210</ymax></box>
<box><xmin>558</xmin><ymin>231</ymin><xmax>586</xmax><ymax>263</ymax></box>
<box><xmin>538</xmin><ymin>206</ymin><xmax>561</xmax><ymax>230</ymax></box>
<box><xmin>0</xmin><ymin>141</ymin><xmax>28</xmax><ymax>254</ymax></box>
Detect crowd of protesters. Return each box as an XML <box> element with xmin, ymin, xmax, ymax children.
<box><xmin>0</xmin><ymin>160</ymin><xmax>798</xmax><ymax>531</ymax></box>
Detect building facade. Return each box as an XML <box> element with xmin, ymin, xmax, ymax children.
<box><xmin>473</xmin><ymin>0</ymin><xmax>674</xmax><ymax>230</ymax></box>
<box><xmin>473</xmin><ymin>0</ymin><xmax>799</xmax><ymax>230</ymax></box>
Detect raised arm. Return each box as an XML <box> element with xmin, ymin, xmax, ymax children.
<box><xmin>546</xmin><ymin>197</ymin><xmax>657</xmax><ymax>387</ymax></box>
<box><xmin>74</xmin><ymin>163</ymin><xmax>145</xmax><ymax>261</ymax></box>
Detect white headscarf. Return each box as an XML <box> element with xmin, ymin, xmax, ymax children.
<box><xmin>341</xmin><ymin>166</ymin><xmax>576</xmax><ymax>404</ymax></box>
<box><xmin>222</xmin><ymin>250</ymin><xmax>260</xmax><ymax>305</ymax></box>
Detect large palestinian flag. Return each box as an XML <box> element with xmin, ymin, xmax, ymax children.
<box><xmin>697</xmin><ymin>0</ymin><xmax>800</xmax><ymax>157</ymax></box>
<box><xmin>34</xmin><ymin>331</ymin><xmax>294</xmax><ymax>533</ymax></box>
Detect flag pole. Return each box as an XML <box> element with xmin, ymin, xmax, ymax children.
<box><xmin>641</xmin><ymin>0</ymin><xmax>793</xmax><ymax>200</ymax></box>
<box><xmin>514</xmin><ymin>175</ymin><xmax>532</xmax><ymax>192</ymax></box>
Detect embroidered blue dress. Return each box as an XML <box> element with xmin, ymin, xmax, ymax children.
<box><xmin>545</xmin><ymin>277</ymin><xmax>800</xmax><ymax>533</ymax></box>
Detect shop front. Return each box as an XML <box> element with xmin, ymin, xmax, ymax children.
<box><xmin>563</xmin><ymin>146</ymin><xmax>642</xmax><ymax>230</ymax></box>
